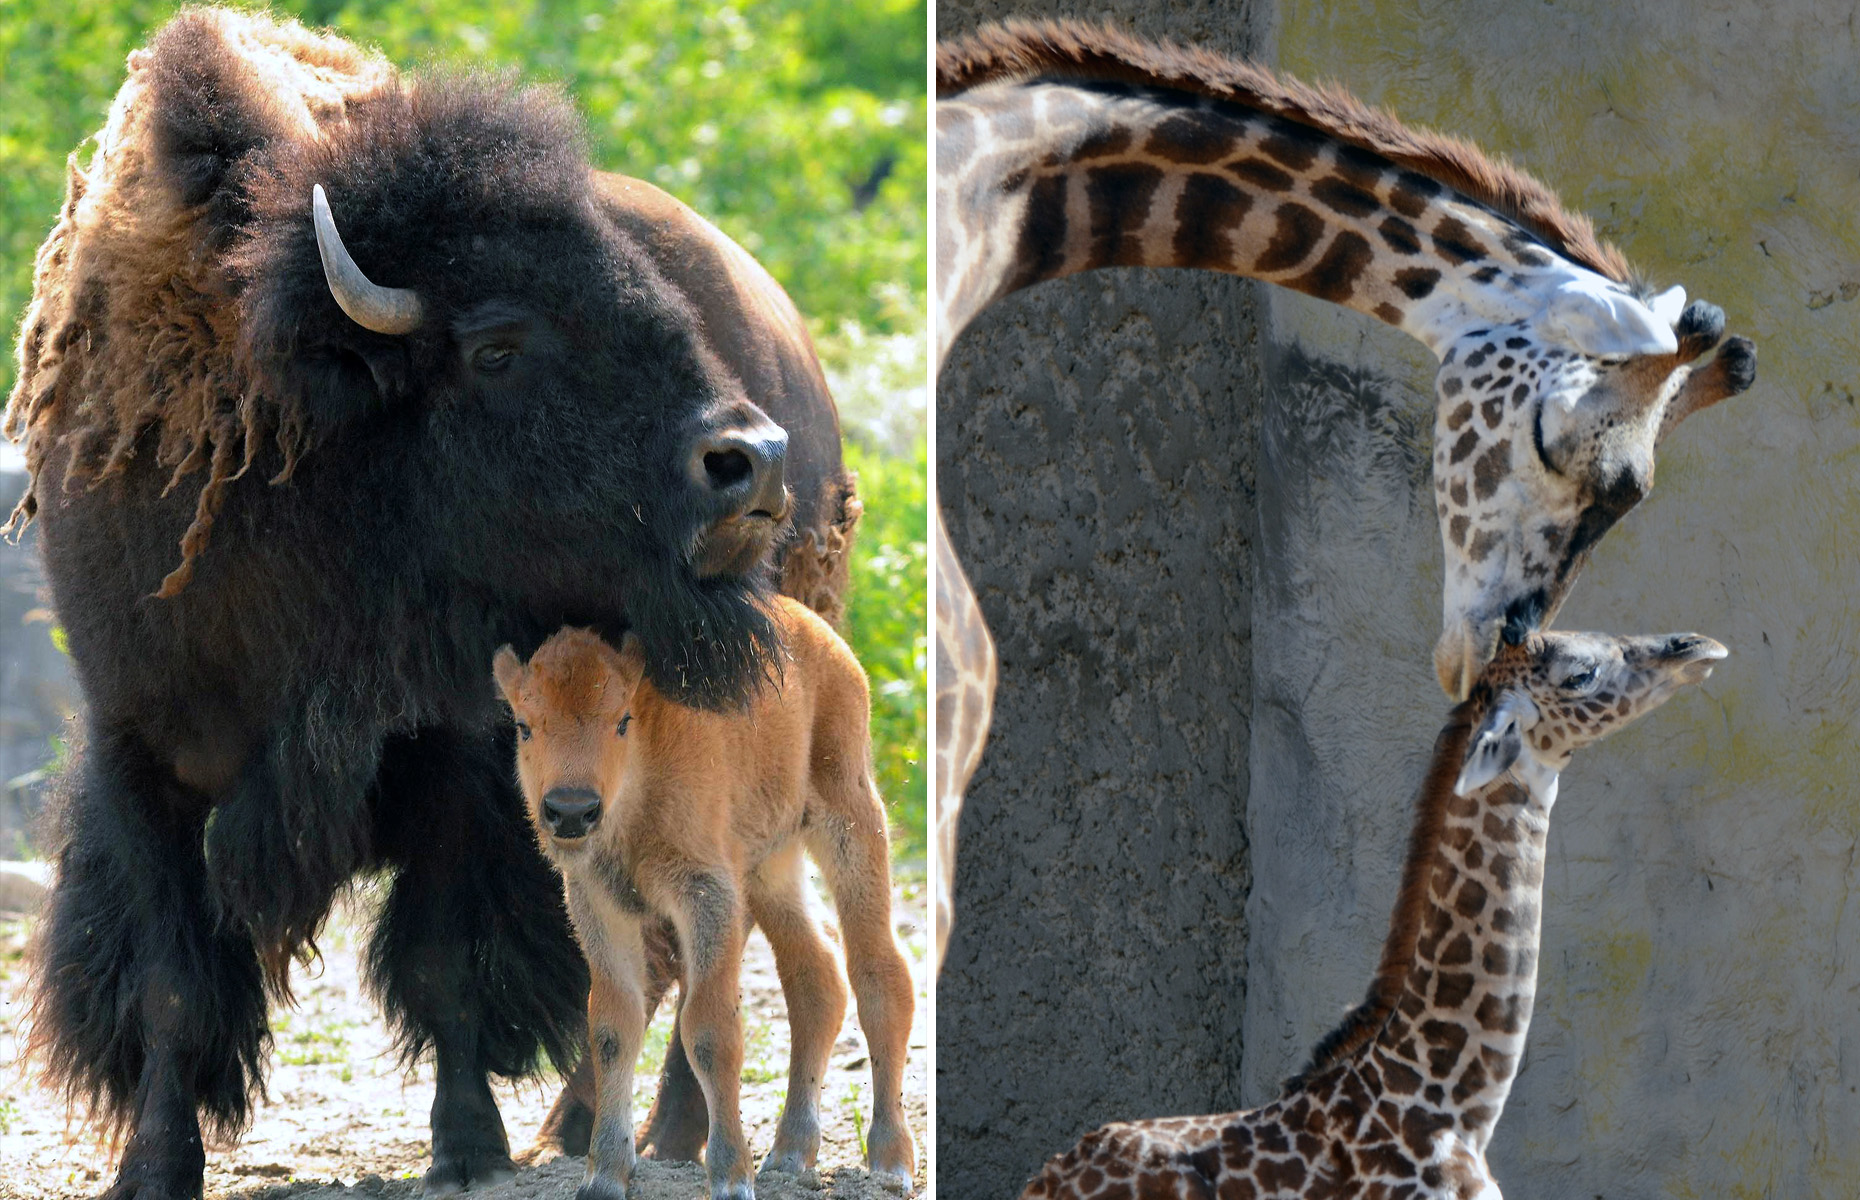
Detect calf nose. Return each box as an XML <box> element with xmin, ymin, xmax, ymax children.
<box><xmin>541</xmin><ymin>787</ymin><xmax>603</xmax><ymax>840</ymax></box>
<box><xmin>688</xmin><ymin>420</ymin><xmax>789</xmax><ymax>521</ymax></box>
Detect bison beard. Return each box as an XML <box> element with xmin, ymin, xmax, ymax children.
<box><xmin>12</xmin><ymin>10</ymin><xmax>855</xmax><ymax>1198</ymax></box>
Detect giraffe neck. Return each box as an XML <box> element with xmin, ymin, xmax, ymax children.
<box><xmin>936</xmin><ymin>78</ymin><xmax>1607</xmax><ymax>371</ymax></box>
<box><xmin>1367</xmin><ymin>756</ymin><xmax>1555</xmax><ymax>1153</ymax></box>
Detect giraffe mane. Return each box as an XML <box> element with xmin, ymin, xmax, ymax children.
<box><xmin>1282</xmin><ymin>690</ymin><xmax>1500</xmax><ymax>1091</ymax></box>
<box><xmin>937</xmin><ymin>20</ymin><xmax>1635</xmax><ymax>286</ymax></box>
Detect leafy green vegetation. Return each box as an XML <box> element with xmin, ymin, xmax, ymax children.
<box><xmin>1</xmin><ymin>0</ymin><xmax>926</xmax><ymax>860</ymax></box>
<box><xmin>0</xmin><ymin>0</ymin><xmax>925</xmax><ymax>398</ymax></box>
<box><xmin>844</xmin><ymin>439</ymin><xmax>926</xmax><ymax>861</ymax></box>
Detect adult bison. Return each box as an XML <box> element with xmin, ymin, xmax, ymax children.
<box><xmin>9</xmin><ymin>10</ymin><xmax>863</xmax><ymax>1198</ymax></box>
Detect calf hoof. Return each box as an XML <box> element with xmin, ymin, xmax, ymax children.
<box><xmin>576</xmin><ymin>1175</ymin><xmax>630</xmax><ymax>1200</ymax></box>
<box><xmin>709</xmin><ymin>1181</ymin><xmax>756</xmax><ymax>1200</ymax></box>
<box><xmin>760</xmin><ymin>1147</ymin><xmax>810</xmax><ymax>1176</ymax></box>
<box><xmin>423</xmin><ymin>1151</ymin><xmax>518</xmax><ymax>1195</ymax></box>
<box><xmin>866</xmin><ymin>1122</ymin><xmax>915</xmax><ymax>1196</ymax></box>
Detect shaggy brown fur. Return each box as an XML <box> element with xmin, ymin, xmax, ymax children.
<box><xmin>1286</xmin><ymin>695</ymin><xmax>1484</xmax><ymax>1088</ymax></box>
<box><xmin>495</xmin><ymin>597</ymin><xmax>916</xmax><ymax>1196</ymax></box>
<box><xmin>936</xmin><ymin>20</ymin><xmax>1633</xmax><ymax>285</ymax></box>
<box><xmin>4</xmin><ymin>9</ymin><xmax>396</xmax><ymax>595</ymax></box>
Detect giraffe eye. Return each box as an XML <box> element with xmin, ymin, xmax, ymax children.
<box><xmin>1563</xmin><ymin>666</ymin><xmax>1598</xmax><ymax>692</ymax></box>
<box><xmin>617</xmin><ymin>713</ymin><xmax>631</xmax><ymax>737</ymax></box>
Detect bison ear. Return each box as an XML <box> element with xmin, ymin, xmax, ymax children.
<box><xmin>492</xmin><ymin>645</ymin><xmax>524</xmax><ymax>703</ymax></box>
<box><xmin>142</xmin><ymin>13</ymin><xmax>294</xmax><ymax>231</ymax></box>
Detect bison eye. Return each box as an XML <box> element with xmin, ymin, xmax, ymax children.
<box><xmin>472</xmin><ymin>344</ymin><xmax>517</xmax><ymax>374</ymax></box>
<box><xmin>617</xmin><ymin>713</ymin><xmax>632</xmax><ymax>737</ymax></box>
<box><xmin>515</xmin><ymin>720</ymin><xmax>532</xmax><ymax>741</ymax></box>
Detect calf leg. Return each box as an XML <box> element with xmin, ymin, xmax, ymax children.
<box><xmin>669</xmin><ymin>873</ymin><xmax>754</xmax><ymax>1200</ymax></box>
<box><xmin>809</xmin><ymin>787</ymin><xmax>916</xmax><ymax>1190</ymax></box>
<box><xmin>539</xmin><ymin>919</ymin><xmax>717</xmax><ymax>1160</ymax></box>
<box><xmin>532</xmin><ymin>917</ymin><xmax>710</xmax><ymax>1164</ymax></box>
<box><xmin>573</xmin><ymin>898</ymin><xmax>649</xmax><ymax>1200</ymax></box>
<box><xmin>746</xmin><ymin>842</ymin><xmax>847</xmax><ymax>1176</ymax></box>
<box><xmin>29</xmin><ymin>724</ymin><xmax>267</xmax><ymax>1200</ymax></box>
<box><xmin>369</xmin><ymin>730</ymin><xmax>586</xmax><ymax>1194</ymax></box>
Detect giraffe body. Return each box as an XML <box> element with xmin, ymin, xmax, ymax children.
<box><xmin>931</xmin><ymin>21</ymin><xmax>1755</xmax><ymax>965</ymax></box>
<box><xmin>1019</xmin><ymin>630</ymin><xmax>1725</xmax><ymax>1199</ymax></box>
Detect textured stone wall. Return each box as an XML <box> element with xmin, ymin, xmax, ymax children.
<box><xmin>1253</xmin><ymin>3</ymin><xmax>1860</xmax><ymax>1196</ymax></box>
<box><xmin>936</xmin><ymin>5</ymin><xmax>1266</xmax><ymax>1196</ymax></box>
<box><xmin>938</xmin><ymin>1</ymin><xmax>1860</xmax><ymax>1197</ymax></box>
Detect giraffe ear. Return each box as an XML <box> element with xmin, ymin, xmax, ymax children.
<box><xmin>1535</xmin><ymin>277</ymin><xmax>1680</xmax><ymax>359</ymax></box>
<box><xmin>1456</xmin><ymin>694</ymin><xmax>1527</xmax><ymax>795</ymax></box>
<box><xmin>1646</xmin><ymin>285</ymin><xmax>1687</xmax><ymax>329</ymax></box>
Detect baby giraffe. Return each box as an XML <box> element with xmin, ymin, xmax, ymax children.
<box><xmin>493</xmin><ymin>596</ymin><xmax>916</xmax><ymax>1200</ymax></box>
<box><xmin>1022</xmin><ymin>629</ymin><xmax>1726</xmax><ymax>1200</ymax></box>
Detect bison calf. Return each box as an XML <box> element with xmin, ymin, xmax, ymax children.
<box><xmin>493</xmin><ymin>597</ymin><xmax>915</xmax><ymax>1199</ymax></box>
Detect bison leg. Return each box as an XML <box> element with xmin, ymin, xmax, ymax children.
<box><xmin>368</xmin><ymin>730</ymin><xmax>587</xmax><ymax>1194</ymax></box>
<box><xmin>31</xmin><ymin>724</ymin><xmax>267</xmax><ymax>1200</ymax></box>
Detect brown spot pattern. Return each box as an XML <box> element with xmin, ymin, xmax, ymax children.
<box><xmin>1255</xmin><ymin>202</ymin><xmax>1325</xmax><ymax>271</ymax></box>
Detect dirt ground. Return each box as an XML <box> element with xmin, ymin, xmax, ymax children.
<box><xmin>0</xmin><ymin>870</ymin><xmax>929</xmax><ymax>1200</ymax></box>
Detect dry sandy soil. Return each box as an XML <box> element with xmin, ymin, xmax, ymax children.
<box><xmin>0</xmin><ymin>871</ymin><xmax>929</xmax><ymax>1200</ymax></box>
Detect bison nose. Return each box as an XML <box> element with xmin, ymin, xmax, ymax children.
<box><xmin>541</xmin><ymin>787</ymin><xmax>602</xmax><ymax>840</ymax></box>
<box><xmin>688</xmin><ymin>422</ymin><xmax>789</xmax><ymax>521</ymax></box>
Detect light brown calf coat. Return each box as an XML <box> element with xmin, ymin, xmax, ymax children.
<box><xmin>494</xmin><ymin>597</ymin><xmax>914</xmax><ymax>1200</ymax></box>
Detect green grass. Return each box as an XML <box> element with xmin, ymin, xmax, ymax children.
<box><xmin>842</xmin><ymin>440</ymin><xmax>926</xmax><ymax>863</ymax></box>
<box><xmin>270</xmin><ymin>1008</ymin><xmax>356</xmax><ymax>1067</ymax></box>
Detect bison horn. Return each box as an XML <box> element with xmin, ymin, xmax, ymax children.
<box><xmin>311</xmin><ymin>184</ymin><xmax>424</xmax><ymax>335</ymax></box>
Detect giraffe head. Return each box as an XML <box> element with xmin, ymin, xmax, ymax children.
<box><xmin>1454</xmin><ymin>629</ymin><xmax>1726</xmax><ymax>796</ymax></box>
<box><xmin>1430</xmin><ymin>286</ymin><xmax>1755</xmax><ymax>701</ymax></box>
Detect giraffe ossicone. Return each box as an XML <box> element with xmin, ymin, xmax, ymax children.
<box><xmin>932</xmin><ymin>21</ymin><xmax>1756</xmax><ymax>962</ymax></box>
<box><xmin>1018</xmin><ymin>629</ymin><xmax>1725</xmax><ymax>1200</ymax></box>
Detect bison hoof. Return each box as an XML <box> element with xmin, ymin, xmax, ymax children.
<box><xmin>423</xmin><ymin>1151</ymin><xmax>518</xmax><ymax>1195</ymax></box>
<box><xmin>97</xmin><ymin>1181</ymin><xmax>198</xmax><ymax>1200</ymax></box>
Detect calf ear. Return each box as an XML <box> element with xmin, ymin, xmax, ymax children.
<box><xmin>492</xmin><ymin>645</ymin><xmax>524</xmax><ymax>702</ymax></box>
<box><xmin>1455</xmin><ymin>694</ymin><xmax>1527</xmax><ymax>796</ymax></box>
<box><xmin>615</xmin><ymin>634</ymin><xmax>648</xmax><ymax>687</ymax></box>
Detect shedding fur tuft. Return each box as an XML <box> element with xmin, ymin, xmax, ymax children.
<box><xmin>937</xmin><ymin>20</ymin><xmax>1634</xmax><ymax>285</ymax></box>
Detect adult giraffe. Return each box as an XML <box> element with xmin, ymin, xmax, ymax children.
<box><xmin>930</xmin><ymin>21</ymin><xmax>1754</xmax><ymax>965</ymax></box>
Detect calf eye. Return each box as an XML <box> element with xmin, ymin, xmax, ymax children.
<box><xmin>617</xmin><ymin>713</ymin><xmax>632</xmax><ymax>737</ymax></box>
<box><xmin>515</xmin><ymin>721</ymin><xmax>532</xmax><ymax>741</ymax></box>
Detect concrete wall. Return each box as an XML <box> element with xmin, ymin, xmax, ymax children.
<box><xmin>936</xmin><ymin>5</ymin><xmax>1266</xmax><ymax>1196</ymax></box>
<box><xmin>938</xmin><ymin>1</ymin><xmax>1860</xmax><ymax>1197</ymax></box>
